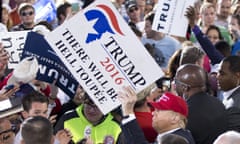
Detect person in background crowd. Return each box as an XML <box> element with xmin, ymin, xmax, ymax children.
<box><xmin>56</xmin><ymin>2</ymin><xmax>72</xmax><ymax>26</ymax></box>
<box><xmin>229</xmin><ymin>14</ymin><xmax>240</xmax><ymax>56</ymax></box>
<box><xmin>119</xmin><ymin>87</ymin><xmax>195</xmax><ymax>144</ymax></box>
<box><xmin>215</xmin><ymin>0</ymin><xmax>232</xmax><ymax>28</ymax></box>
<box><xmin>0</xmin><ymin>118</ymin><xmax>16</xmax><ymax>144</ymax></box>
<box><xmin>14</xmin><ymin>90</ymin><xmax>71</xmax><ymax>144</ymax></box>
<box><xmin>206</xmin><ymin>25</ymin><xmax>224</xmax><ymax>45</ymax></box>
<box><xmin>198</xmin><ymin>2</ymin><xmax>232</xmax><ymax>45</ymax></box>
<box><xmin>125</xmin><ymin>0</ymin><xmax>143</xmax><ymax>31</ymax></box>
<box><xmin>213</xmin><ymin>130</ymin><xmax>240</xmax><ymax>144</ymax></box>
<box><xmin>2</xmin><ymin>4</ymin><xmax>13</xmax><ymax>31</ymax></box>
<box><xmin>136</xmin><ymin>0</ymin><xmax>145</xmax><ymax>21</ymax></box>
<box><xmin>9</xmin><ymin>0</ymin><xmax>26</xmax><ymax>26</ymax></box>
<box><xmin>142</xmin><ymin>12</ymin><xmax>180</xmax><ymax>70</ymax></box>
<box><xmin>10</xmin><ymin>3</ymin><xmax>35</xmax><ymax>31</ymax></box>
<box><xmin>144</xmin><ymin>0</ymin><xmax>154</xmax><ymax>16</ymax></box>
<box><xmin>175</xmin><ymin>64</ymin><xmax>228</xmax><ymax>144</ymax></box>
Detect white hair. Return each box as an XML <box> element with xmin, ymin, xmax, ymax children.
<box><xmin>213</xmin><ymin>131</ymin><xmax>240</xmax><ymax>144</ymax></box>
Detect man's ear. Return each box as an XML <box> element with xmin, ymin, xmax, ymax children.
<box><xmin>235</xmin><ymin>72</ymin><xmax>240</xmax><ymax>78</ymax></box>
<box><xmin>21</xmin><ymin>111</ymin><xmax>29</xmax><ymax>119</ymax></box>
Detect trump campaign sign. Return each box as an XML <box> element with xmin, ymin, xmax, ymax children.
<box><xmin>45</xmin><ymin>0</ymin><xmax>163</xmax><ymax>114</ymax></box>
<box><xmin>22</xmin><ymin>32</ymin><xmax>79</xmax><ymax>98</ymax></box>
<box><xmin>152</xmin><ymin>0</ymin><xmax>195</xmax><ymax>37</ymax></box>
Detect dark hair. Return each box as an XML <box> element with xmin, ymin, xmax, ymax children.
<box><xmin>21</xmin><ymin>116</ymin><xmax>52</xmax><ymax>144</ymax></box>
<box><xmin>57</xmin><ymin>2</ymin><xmax>72</xmax><ymax>21</ymax></box>
<box><xmin>215</xmin><ymin>40</ymin><xmax>231</xmax><ymax>57</ymax></box>
<box><xmin>144</xmin><ymin>11</ymin><xmax>155</xmax><ymax>25</ymax></box>
<box><xmin>222</xmin><ymin>56</ymin><xmax>240</xmax><ymax>73</ymax></box>
<box><xmin>206</xmin><ymin>25</ymin><xmax>223</xmax><ymax>40</ymax></box>
<box><xmin>35</xmin><ymin>21</ymin><xmax>53</xmax><ymax>31</ymax></box>
<box><xmin>130</xmin><ymin>25</ymin><xmax>142</xmax><ymax>37</ymax></box>
<box><xmin>22</xmin><ymin>90</ymin><xmax>49</xmax><ymax>112</ymax></box>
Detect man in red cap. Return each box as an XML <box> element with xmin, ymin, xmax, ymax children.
<box><xmin>118</xmin><ymin>86</ymin><xmax>195</xmax><ymax>144</ymax></box>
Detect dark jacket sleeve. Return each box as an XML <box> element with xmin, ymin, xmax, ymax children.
<box><xmin>120</xmin><ymin>119</ymin><xmax>150</xmax><ymax>144</ymax></box>
<box><xmin>192</xmin><ymin>25</ymin><xmax>224</xmax><ymax>65</ymax></box>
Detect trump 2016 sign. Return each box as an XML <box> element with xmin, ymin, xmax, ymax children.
<box><xmin>45</xmin><ymin>0</ymin><xmax>163</xmax><ymax>114</ymax></box>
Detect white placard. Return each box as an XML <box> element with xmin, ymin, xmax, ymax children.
<box><xmin>0</xmin><ymin>31</ymin><xmax>28</xmax><ymax>69</ymax></box>
<box><xmin>45</xmin><ymin>0</ymin><xmax>164</xmax><ymax>114</ymax></box>
<box><xmin>152</xmin><ymin>0</ymin><xmax>195</xmax><ymax>37</ymax></box>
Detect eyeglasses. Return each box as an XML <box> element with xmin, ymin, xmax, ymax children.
<box><xmin>174</xmin><ymin>78</ymin><xmax>190</xmax><ymax>87</ymax></box>
<box><xmin>174</xmin><ymin>78</ymin><xmax>204</xmax><ymax>88</ymax></box>
<box><xmin>21</xmin><ymin>11</ymin><xmax>34</xmax><ymax>16</ymax></box>
<box><xmin>129</xmin><ymin>7</ymin><xmax>139</xmax><ymax>13</ymax></box>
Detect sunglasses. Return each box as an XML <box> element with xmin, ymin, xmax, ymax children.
<box><xmin>129</xmin><ymin>7</ymin><xmax>139</xmax><ymax>13</ymax></box>
<box><xmin>21</xmin><ymin>11</ymin><xmax>34</xmax><ymax>16</ymax></box>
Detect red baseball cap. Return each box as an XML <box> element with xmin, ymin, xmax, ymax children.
<box><xmin>149</xmin><ymin>92</ymin><xmax>188</xmax><ymax>117</ymax></box>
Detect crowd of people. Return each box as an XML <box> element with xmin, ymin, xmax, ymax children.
<box><xmin>1</xmin><ymin>0</ymin><xmax>240</xmax><ymax>143</ymax></box>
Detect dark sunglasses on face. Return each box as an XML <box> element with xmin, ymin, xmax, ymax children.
<box><xmin>21</xmin><ymin>11</ymin><xmax>34</xmax><ymax>16</ymax></box>
<box><xmin>129</xmin><ymin>7</ymin><xmax>139</xmax><ymax>13</ymax></box>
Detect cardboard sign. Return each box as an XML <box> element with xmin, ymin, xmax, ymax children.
<box><xmin>45</xmin><ymin>0</ymin><xmax>164</xmax><ymax>114</ymax></box>
<box><xmin>0</xmin><ymin>31</ymin><xmax>28</xmax><ymax>69</ymax></box>
<box><xmin>152</xmin><ymin>0</ymin><xmax>195</xmax><ymax>37</ymax></box>
<box><xmin>22</xmin><ymin>32</ymin><xmax>79</xmax><ymax>98</ymax></box>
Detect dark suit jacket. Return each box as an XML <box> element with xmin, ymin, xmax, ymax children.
<box><xmin>225</xmin><ymin>87</ymin><xmax>240</xmax><ymax>108</ymax></box>
<box><xmin>121</xmin><ymin>119</ymin><xmax>195</xmax><ymax>144</ymax></box>
<box><xmin>225</xmin><ymin>87</ymin><xmax>240</xmax><ymax>132</ymax></box>
<box><xmin>187</xmin><ymin>92</ymin><xmax>228</xmax><ymax>144</ymax></box>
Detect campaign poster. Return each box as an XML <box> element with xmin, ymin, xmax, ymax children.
<box><xmin>22</xmin><ymin>32</ymin><xmax>79</xmax><ymax>98</ymax></box>
<box><xmin>152</xmin><ymin>0</ymin><xmax>195</xmax><ymax>37</ymax></box>
<box><xmin>0</xmin><ymin>31</ymin><xmax>28</xmax><ymax>69</ymax></box>
<box><xmin>45</xmin><ymin>0</ymin><xmax>164</xmax><ymax>114</ymax></box>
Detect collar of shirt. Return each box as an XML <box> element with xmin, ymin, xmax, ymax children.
<box><xmin>156</xmin><ymin>128</ymin><xmax>181</xmax><ymax>143</ymax></box>
<box><xmin>223</xmin><ymin>86</ymin><xmax>240</xmax><ymax>100</ymax></box>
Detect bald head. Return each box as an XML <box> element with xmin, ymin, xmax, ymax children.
<box><xmin>177</xmin><ymin>64</ymin><xmax>206</xmax><ymax>86</ymax></box>
<box><xmin>175</xmin><ymin>64</ymin><xmax>207</xmax><ymax>96</ymax></box>
<box><xmin>213</xmin><ymin>131</ymin><xmax>240</xmax><ymax>144</ymax></box>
